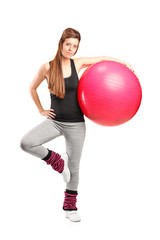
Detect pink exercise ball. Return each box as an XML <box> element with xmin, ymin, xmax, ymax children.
<box><xmin>77</xmin><ymin>61</ymin><xmax>142</xmax><ymax>126</ymax></box>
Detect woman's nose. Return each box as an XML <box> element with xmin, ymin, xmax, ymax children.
<box><xmin>69</xmin><ymin>46</ymin><xmax>73</xmax><ymax>51</ymax></box>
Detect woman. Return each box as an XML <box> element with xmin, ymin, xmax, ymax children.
<box><xmin>20</xmin><ymin>27</ymin><xmax>134</xmax><ymax>222</ymax></box>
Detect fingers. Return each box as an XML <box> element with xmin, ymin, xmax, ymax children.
<box><xmin>124</xmin><ymin>62</ymin><xmax>135</xmax><ymax>72</ymax></box>
<box><xmin>46</xmin><ymin>109</ymin><xmax>56</xmax><ymax>119</ymax></box>
<box><xmin>40</xmin><ymin>109</ymin><xmax>56</xmax><ymax>119</ymax></box>
<box><xmin>133</xmin><ymin>71</ymin><xmax>139</xmax><ymax>79</ymax></box>
<box><xmin>126</xmin><ymin>63</ymin><xmax>135</xmax><ymax>73</ymax></box>
<box><xmin>126</xmin><ymin>63</ymin><xmax>132</xmax><ymax>70</ymax></box>
<box><xmin>128</xmin><ymin>65</ymin><xmax>137</xmax><ymax>76</ymax></box>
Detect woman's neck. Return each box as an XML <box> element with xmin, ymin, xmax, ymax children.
<box><xmin>62</xmin><ymin>57</ymin><xmax>71</xmax><ymax>65</ymax></box>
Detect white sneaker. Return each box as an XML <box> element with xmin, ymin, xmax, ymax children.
<box><xmin>65</xmin><ymin>211</ymin><xmax>81</xmax><ymax>222</ymax></box>
<box><xmin>60</xmin><ymin>153</ymin><xmax>70</xmax><ymax>183</ymax></box>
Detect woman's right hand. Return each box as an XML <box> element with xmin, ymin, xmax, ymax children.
<box><xmin>40</xmin><ymin>109</ymin><xmax>56</xmax><ymax>119</ymax></box>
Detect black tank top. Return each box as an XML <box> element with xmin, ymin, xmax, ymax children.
<box><xmin>49</xmin><ymin>58</ymin><xmax>85</xmax><ymax>122</ymax></box>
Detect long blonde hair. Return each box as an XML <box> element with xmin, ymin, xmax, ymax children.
<box><xmin>48</xmin><ymin>28</ymin><xmax>81</xmax><ymax>98</ymax></box>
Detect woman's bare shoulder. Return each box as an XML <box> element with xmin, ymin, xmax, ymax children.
<box><xmin>43</xmin><ymin>62</ymin><xmax>50</xmax><ymax>72</ymax></box>
<box><xmin>72</xmin><ymin>58</ymin><xmax>84</xmax><ymax>73</ymax></box>
<box><xmin>37</xmin><ymin>62</ymin><xmax>50</xmax><ymax>83</ymax></box>
<box><xmin>41</xmin><ymin>62</ymin><xmax>50</xmax><ymax>78</ymax></box>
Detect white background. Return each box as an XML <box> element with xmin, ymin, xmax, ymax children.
<box><xmin>0</xmin><ymin>0</ymin><xmax>160</xmax><ymax>239</ymax></box>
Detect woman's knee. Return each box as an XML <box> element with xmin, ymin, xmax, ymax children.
<box><xmin>20</xmin><ymin>136</ymin><xmax>32</xmax><ymax>152</ymax></box>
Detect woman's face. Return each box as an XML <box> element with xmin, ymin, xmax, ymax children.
<box><xmin>62</xmin><ymin>38</ymin><xmax>79</xmax><ymax>59</ymax></box>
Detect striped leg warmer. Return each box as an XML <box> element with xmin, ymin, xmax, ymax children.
<box><xmin>42</xmin><ymin>150</ymin><xmax>64</xmax><ymax>173</ymax></box>
<box><xmin>63</xmin><ymin>189</ymin><xmax>78</xmax><ymax>211</ymax></box>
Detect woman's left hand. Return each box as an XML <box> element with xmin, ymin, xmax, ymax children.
<box><xmin>125</xmin><ymin>62</ymin><xmax>139</xmax><ymax>79</ymax></box>
<box><xmin>125</xmin><ymin>62</ymin><xmax>134</xmax><ymax>72</ymax></box>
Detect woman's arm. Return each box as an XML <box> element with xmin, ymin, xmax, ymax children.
<box><xmin>29</xmin><ymin>63</ymin><xmax>55</xmax><ymax>119</ymax></box>
<box><xmin>75</xmin><ymin>56</ymin><xmax>134</xmax><ymax>71</ymax></box>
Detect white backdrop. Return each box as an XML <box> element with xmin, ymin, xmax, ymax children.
<box><xmin>0</xmin><ymin>0</ymin><xmax>160</xmax><ymax>239</ymax></box>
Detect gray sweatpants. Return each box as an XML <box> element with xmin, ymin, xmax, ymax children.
<box><xmin>20</xmin><ymin>119</ymin><xmax>86</xmax><ymax>191</ymax></box>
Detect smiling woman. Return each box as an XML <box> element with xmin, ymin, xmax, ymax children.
<box><xmin>20</xmin><ymin>28</ymin><xmax>85</xmax><ymax>222</ymax></box>
<box><xmin>63</xmin><ymin>39</ymin><xmax>79</xmax><ymax>57</ymax></box>
<box><xmin>48</xmin><ymin>28</ymin><xmax>81</xmax><ymax>98</ymax></box>
<box><xmin>20</xmin><ymin>27</ymin><xmax>134</xmax><ymax>222</ymax></box>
